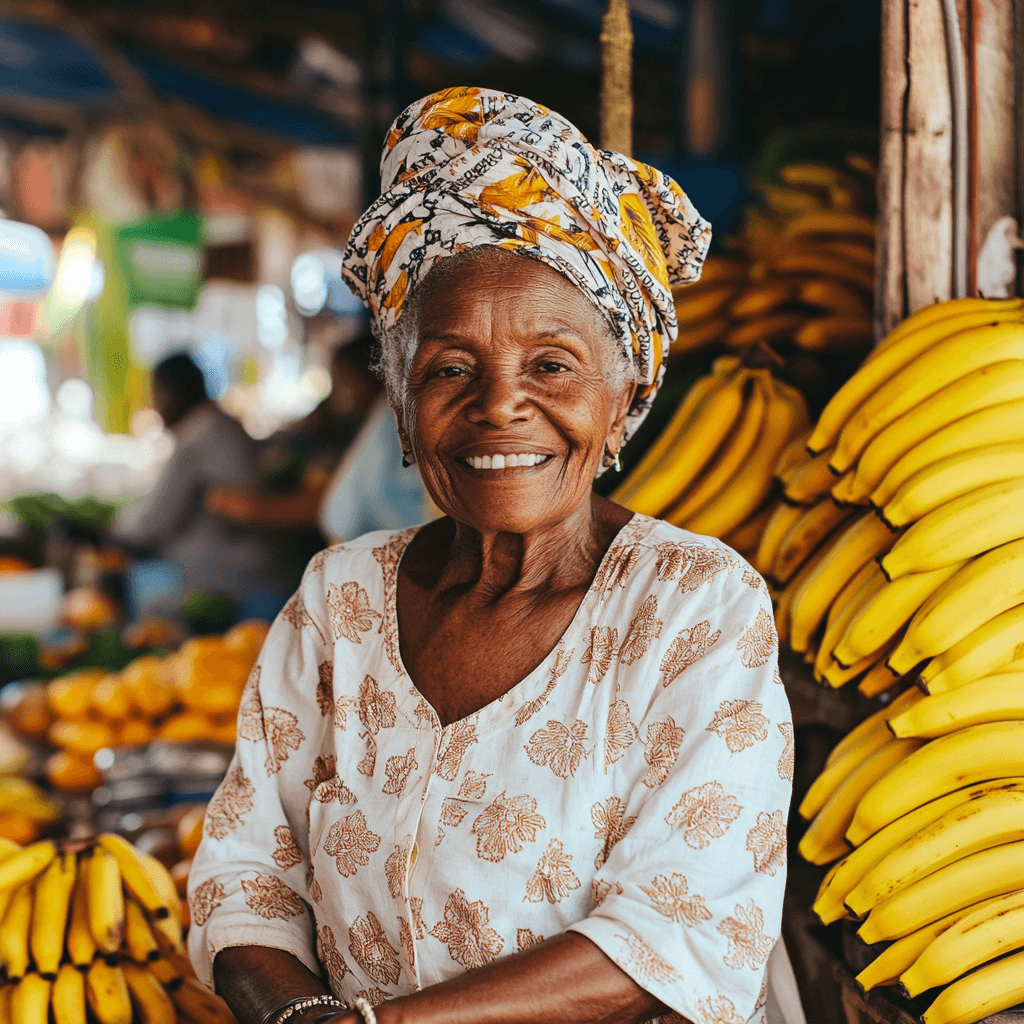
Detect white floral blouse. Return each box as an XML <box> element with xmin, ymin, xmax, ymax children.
<box><xmin>187</xmin><ymin>515</ymin><xmax>792</xmax><ymax>1024</ymax></box>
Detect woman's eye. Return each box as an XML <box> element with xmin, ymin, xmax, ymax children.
<box><xmin>435</xmin><ymin>365</ymin><xmax>465</xmax><ymax>378</ymax></box>
<box><xmin>540</xmin><ymin>361</ymin><xmax>568</xmax><ymax>373</ymax></box>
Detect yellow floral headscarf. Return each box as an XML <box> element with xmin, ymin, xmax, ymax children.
<box><xmin>342</xmin><ymin>86</ymin><xmax>712</xmax><ymax>465</ymax></box>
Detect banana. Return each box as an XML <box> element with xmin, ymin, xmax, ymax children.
<box><xmin>685</xmin><ymin>254</ymin><xmax>747</xmax><ymax>287</ymax></box>
<box><xmin>682</xmin><ymin>377</ymin><xmax>808</xmax><ymax>537</ymax></box>
<box><xmin>0</xmin><ymin>840</ymin><xmax>55</xmax><ymax>894</ymax></box>
<box><xmin>723</xmin><ymin>311</ymin><xmax>809</xmax><ymax>350</ymax></box>
<box><xmin>829</xmin><ymin>470</ymin><xmax>864</xmax><ymax>506</ymax></box>
<box><xmin>0</xmin><ymin>841</ymin><xmax>23</xmax><ymax>927</ymax></box>
<box><xmin>614</xmin><ymin>371</ymin><xmax>746</xmax><ymax>516</ymax></box>
<box><xmin>667</xmin><ymin>373</ymin><xmax>767</xmax><ymax>525</ymax></box>
<box><xmin>881</xmin><ymin>477</ymin><xmax>1024</xmax><ymax>580</ymax></box>
<box><xmin>824</xmin><ymin>686</ymin><xmax>923</xmax><ymax>768</ymax></box>
<box><xmin>882</xmin><ymin>443</ymin><xmax>1024</xmax><ymax>529</ymax></box>
<box><xmin>798</xmin><ymin>739</ymin><xmax>922</xmax><ymax>865</ymax></box>
<box><xmin>784</xmin><ymin>210</ymin><xmax>876</xmax><ymax>240</ymax></box>
<box><xmin>137</xmin><ymin>852</ymin><xmax>181</xmax><ymax>927</ymax></box>
<box><xmin>754</xmin><ymin>502</ymin><xmax>804</xmax><ymax>578</ymax></box>
<box><xmin>52</xmin><ymin>963</ymin><xmax>87</xmax><ymax>1024</ymax></box>
<box><xmin>831</xmin><ymin>321</ymin><xmax>1024</xmax><ymax>474</ymax></box>
<box><xmin>773</xmin><ymin>499</ymin><xmax>856</xmax><ymax>586</ymax></box>
<box><xmin>781</xmin><ymin>447</ymin><xmax>838</xmax><ymax>504</ymax></box>
<box><xmin>754</xmin><ymin>179</ymin><xmax>824</xmax><ymax>216</ymax></box>
<box><xmin>847</xmin><ymin>720</ymin><xmax>1024</xmax><ymax>846</ymax></box>
<box><xmin>888</xmin><ymin>539</ymin><xmax>1024</xmax><ymax>675</ymax></box>
<box><xmin>774</xmin><ymin>552</ymin><xmax>819</xmax><ymax>644</ymax></box>
<box><xmin>146</xmin><ymin>957</ymin><xmax>181</xmax><ymax>988</ymax></box>
<box><xmin>809</xmin><ymin>308</ymin><xmax>1024</xmax><ymax>457</ymax></box>
<box><xmin>97</xmin><ymin>833</ymin><xmax>170</xmax><ymax>921</ymax></box>
<box><xmin>823</xmin><ymin>639</ymin><xmax>894</xmax><ymax>689</ymax></box>
<box><xmin>768</xmin><ymin>253</ymin><xmax>872</xmax><ymax>294</ymax></box>
<box><xmin>817</xmin><ymin>239</ymin><xmax>875</xmax><ymax>269</ymax></box>
<box><xmin>797</xmin><ymin>278</ymin><xmax>870</xmax><ymax>318</ymax></box>
<box><xmin>889</xmin><ymin>670</ymin><xmax>1024</xmax><ymax>738</ymax></box>
<box><xmin>86</xmin><ymin>846</ymin><xmax>125</xmax><ymax>955</ymax></box>
<box><xmin>171</xmin><ymin>976</ymin><xmax>237</xmax><ymax>1024</ymax></box>
<box><xmin>921</xmin><ymin>947</ymin><xmax>1024</xmax><ymax>1024</ymax></box>
<box><xmin>902</xmin><ymin>888</ymin><xmax>1024</xmax><ymax>998</ymax></box>
<box><xmin>120</xmin><ymin>962</ymin><xmax>176</xmax><ymax>1024</ymax></box>
<box><xmin>857</xmin><ymin>839</ymin><xmax>1024</xmax><ymax>943</ymax></box>
<box><xmin>795</xmin><ymin>315</ymin><xmax>873</xmax><ymax>352</ymax></box>
<box><xmin>855</xmin><ymin>896</ymin><xmax>1007</xmax><ymax>992</ymax></box>
<box><xmin>673</xmin><ymin>282</ymin><xmax>739</xmax><ymax>325</ymax></box>
<box><xmin>124</xmin><ymin>897</ymin><xmax>161</xmax><ymax>963</ymax></box>
<box><xmin>0</xmin><ymin>882</ymin><xmax>33</xmax><ymax>980</ymax></box>
<box><xmin>847</xmin><ymin>360</ymin><xmax>1024</xmax><ymax>504</ymax></box>
<box><xmin>815</xmin><ymin>563</ymin><xmax>886</xmax><ymax>679</ymax></box>
<box><xmin>832</xmin><ymin>562</ymin><xmax>967</xmax><ymax>668</ymax></box>
<box><xmin>871</xmin><ymin>297</ymin><xmax>1024</xmax><ymax>359</ymax></box>
<box><xmin>788</xmin><ymin>512</ymin><xmax>898</xmax><ymax>653</ymax></box>
<box><xmin>857</xmin><ymin>659</ymin><xmax>904</xmax><ymax>698</ymax></box>
<box><xmin>730</xmin><ymin>279</ymin><xmax>799</xmax><ymax>319</ymax></box>
<box><xmin>66</xmin><ymin>863</ymin><xmax>95</xmax><ymax>970</ymax></box>
<box><xmin>29</xmin><ymin>851</ymin><xmax>76</xmax><ymax>978</ymax></box>
<box><xmin>775</xmin><ymin>428</ymin><xmax>814</xmax><ymax>479</ymax></box>
<box><xmin>86</xmin><ymin>959</ymin><xmax>132</xmax><ymax>1024</ymax></box>
<box><xmin>799</xmin><ymin>726</ymin><xmax>891</xmax><ymax>822</ymax></box>
<box><xmin>670</xmin><ymin>314</ymin><xmax>729</xmax><ymax>355</ymax></box>
<box><xmin>847</xmin><ymin>788</ymin><xmax>1024</xmax><ymax>917</ymax></box>
<box><xmin>722</xmin><ymin>502</ymin><xmax>774</xmax><ymax>556</ymax></box>
<box><xmin>813</xmin><ymin>779</ymin><xmax>1024</xmax><ymax>926</ymax></box>
<box><xmin>10</xmin><ymin>973</ymin><xmax>50</xmax><ymax>1024</ymax></box>
<box><xmin>921</xmin><ymin>604</ymin><xmax>1024</xmax><ymax>694</ymax></box>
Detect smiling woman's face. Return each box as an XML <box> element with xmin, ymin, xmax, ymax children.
<box><xmin>399</xmin><ymin>251</ymin><xmax>636</xmax><ymax>536</ymax></box>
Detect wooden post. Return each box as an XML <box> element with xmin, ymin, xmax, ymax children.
<box><xmin>600</xmin><ymin>0</ymin><xmax>633</xmax><ymax>156</ymax></box>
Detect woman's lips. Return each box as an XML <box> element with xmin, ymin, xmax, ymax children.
<box><xmin>456</xmin><ymin>453</ymin><xmax>554</xmax><ymax>470</ymax></box>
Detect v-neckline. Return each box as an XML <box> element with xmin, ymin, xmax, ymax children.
<box><xmin>386</xmin><ymin>513</ymin><xmax>650</xmax><ymax>734</ymax></box>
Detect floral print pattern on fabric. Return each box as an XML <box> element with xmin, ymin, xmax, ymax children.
<box><xmin>187</xmin><ymin>519</ymin><xmax>790</xmax><ymax>1024</ymax></box>
<box><xmin>341</xmin><ymin>88</ymin><xmax>712</xmax><ymax>466</ymax></box>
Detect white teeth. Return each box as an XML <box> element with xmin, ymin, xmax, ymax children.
<box><xmin>505</xmin><ymin>454</ymin><xmax>518</xmax><ymax>467</ymax></box>
<box><xmin>491</xmin><ymin>454</ymin><xmax>505</xmax><ymax>469</ymax></box>
<box><xmin>465</xmin><ymin>453</ymin><xmax>547</xmax><ymax>469</ymax></box>
<box><xmin>481</xmin><ymin>455</ymin><xmax>492</xmax><ymax>469</ymax></box>
<box><xmin>472</xmin><ymin>456</ymin><xmax>483</xmax><ymax>469</ymax></box>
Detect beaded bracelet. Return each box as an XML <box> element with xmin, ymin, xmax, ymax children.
<box><xmin>352</xmin><ymin>995</ymin><xmax>378</xmax><ymax>1024</ymax></box>
<box><xmin>264</xmin><ymin>994</ymin><xmax>348</xmax><ymax>1024</ymax></box>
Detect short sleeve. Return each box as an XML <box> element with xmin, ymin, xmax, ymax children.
<box><xmin>568</xmin><ymin>556</ymin><xmax>790</xmax><ymax>1024</ymax></box>
<box><xmin>186</xmin><ymin>565</ymin><xmax>333</xmax><ymax>988</ymax></box>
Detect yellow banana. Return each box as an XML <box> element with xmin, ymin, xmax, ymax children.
<box><xmin>611</xmin><ymin>370</ymin><xmax>732</xmax><ymax>507</ymax></box>
<box><xmin>881</xmin><ymin>477</ymin><xmax>1024</xmax><ymax>580</ymax></box>
<box><xmin>123</xmin><ymin>897</ymin><xmax>161</xmax><ymax>963</ymax></box>
<box><xmin>921</xmin><ymin>604</ymin><xmax>1024</xmax><ymax>695</ymax></box>
<box><xmin>768</xmin><ymin>253</ymin><xmax>872</xmax><ymax>294</ymax></box>
<box><xmin>823</xmin><ymin>638</ymin><xmax>895</xmax><ymax>689</ymax></box>
<box><xmin>10</xmin><ymin>973</ymin><xmax>49</xmax><ymax>1024</ymax></box>
<box><xmin>66</xmin><ymin>863</ymin><xmax>96</xmax><ymax>970</ymax></box>
<box><xmin>813</xmin><ymin>779</ymin><xmax>1024</xmax><ymax>926</ymax></box>
<box><xmin>817</xmin><ymin>239</ymin><xmax>875</xmax><ymax>269</ymax></box>
<box><xmin>809</xmin><ymin>308</ymin><xmax>1024</xmax><ymax>457</ymax></box>
<box><xmin>52</xmin><ymin>962</ymin><xmax>87</xmax><ymax>1024</ymax></box>
<box><xmin>682</xmin><ymin>377</ymin><xmax>808</xmax><ymax>537</ymax></box>
<box><xmin>0</xmin><ymin>841</ymin><xmax>23</xmax><ymax>927</ymax></box>
<box><xmin>86</xmin><ymin>846</ymin><xmax>125</xmax><ymax>955</ymax></box>
<box><xmin>673</xmin><ymin>282</ymin><xmax>739</xmax><ymax>325</ymax></box>
<box><xmin>847</xmin><ymin>720</ymin><xmax>1024</xmax><ymax>846</ymax></box>
<box><xmin>799</xmin><ymin>726</ymin><xmax>891</xmax><ymax>822</ymax></box>
<box><xmin>667</xmin><ymin>373</ymin><xmax>767</xmax><ymax>525</ymax></box>
<box><xmin>882</xmin><ymin>443</ymin><xmax>1024</xmax><ymax>528</ymax></box>
<box><xmin>615</xmin><ymin>371</ymin><xmax>746</xmax><ymax>516</ymax></box>
<box><xmin>776</xmin><ymin>427</ymin><xmax>813</xmax><ymax>475</ymax></box>
<box><xmin>97</xmin><ymin>833</ymin><xmax>170</xmax><ymax>921</ymax></box>
<box><xmin>137</xmin><ymin>852</ymin><xmax>181</xmax><ymax>927</ymax></box>
<box><xmin>670</xmin><ymin>314</ymin><xmax>729</xmax><ymax>355</ymax></box>
<box><xmin>754</xmin><ymin>502</ymin><xmax>804</xmax><ymax>579</ymax></box>
<box><xmin>902</xmin><ymin>888</ymin><xmax>1024</xmax><ymax>998</ymax></box>
<box><xmin>722</xmin><ymin>501</ymin><xmax>774</xmax><ymax>556</ymax></box>
<box><xmin>888</xmin><ymin>539</ymin><xmax>1024</xmax><ymax>676</ymax></box>
<box><xmin>858</xmin><ymin>840</ymin><xmax>1024</xmax><ymax>943</ymax></box>
<box><xmin>86</xmin><ymin>959</ymin><xmax>132</xmax><ymax>1024</ymax></box>
<box><xmin>855</xmin><ymin>896</ymin><xmax>1006</xmax><ymax>992</ymax></box>
<box><xmin>857</xmin><ymin>659</ymin><xmax>904</xmax><ymax>699</ymax></box>
<box><xmin>824</xmin><ymin>685</ymin><xmax>923</xmax><ymax>768</ymax></box>
<box><xmin>798</xmin><ymin>739</ymin><xmax>921</xmax><ymax>865</ymax></box>
<box><xmin>797</xmin><ymin>278</ymin><xmax>870</xmax><ymax>318</ymax></box>
<box><xmin>780</xmin><ymin>447</ymin><xmax>838</xmax><ymax>504</ymax></box>
<box><xmin>772</xmin><ymin>498</ymin><xmax>855</xmax><ymax>586</ymax></box>
<box><xmin>784</xmin><ymin>209</ymin><xmax>876</xmax><ymax>240</ymax></box>
<box><xmin>795</xmin><ymin>315</ymin><xmax>873</xmax><ymax>352</ymax></box>
<box><xmin>0</xmin><ymin>840</ymin><xmax>55</xmax><ymax>894</ymax></box>
<box><xmin>871</xmin><ymin>397</ymin><xmax>1024</xmax><ymax>510</ymax></box>
<box><xmin>0</xmin><ymin>882</ymin><xmax>33</xmax><ymax>980</ymax></box>
<box><xmin>831</xmin><ymin>321</ymin><xmax>1024</xmax><ymax>474</ymax></box>
<box><xmin>730</xmin><ymin>279</ymin><xmax>799</xmax><ymax>319</ymax></box>
<box><xmin>829</xmin><ymin>470</ymin><xmax>864</xmax><ymax>506</ymax></box>
<box><xmin>889</xmin><ymin>670</ymin><xmax>1024</xmax><ymax>738</ymax></box>
<box><xmin>921</xmin><ymin>947</ymin><xmax>1024</xmax><ymax>1024</ymax></box>
<box><xmin>847</xmin><ymin>788</ymin><xmax>1024</xmax><ymax>917</ymax></box>
<box><xmin>0</xmin><ymin>983</ymin><xmax>11</xmax><ymax>1024</ymax></box>
<box><xmin>29</xmin><ymin>851</ymin><xmax>76</xmax><ymax>978</ymax></box>
<box><xmin>684</xmin><ymin>254</ymin><xmax>747</xmax><ymax>287</ymax></box>
<box><xmin>833</xmin><ymin>562</ymin><xmax>967</xmax><ymax>668</ymax></box>
<box><xmin>171</xmin><ymin>976</ymin><xmax>237</xmax><ymax>1024</ymax></box>
<box><xmin>815</xmin><ymin>563</ymin><xmax>886</xmax><ymax>679</ymax></box>
<box><xmin>774</xmin><ymin>551</ymin><xmax>819</xmax><ymax>645</ymax></box>
<box><xmin>146</xmin><ymin>958</ymin><xmax>181</xmax><ymax>988</ymax></box>
<box><xmin>788</xmin><ymin>512</ymin><xmax>898</xmax><ymax>653</ymax></box>
<box><xmin>120</xmin><ymin>962</ymin><xmax>176</xmax><ymax>1024</ymax></box>
<box><xmin>723</xmin><ymin>311</ymin><xmax>810</xmax><ymax>350</ymax></box>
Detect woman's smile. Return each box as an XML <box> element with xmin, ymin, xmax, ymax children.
<box><xmin>455</xmin><ymin>452</ymin><xmax>555</xmax><ymax>471</ymax></box>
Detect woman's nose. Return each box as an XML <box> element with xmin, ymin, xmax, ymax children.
<box><xmin>465</xmin><ymin>369</ymin><xmax>531</xmax><ymax>427</ymax></box>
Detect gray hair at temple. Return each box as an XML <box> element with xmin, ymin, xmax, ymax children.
<box><xmin>373</xmin><ymin>246</ymin><xmax>637</xmax><ymax>413</ymax></box>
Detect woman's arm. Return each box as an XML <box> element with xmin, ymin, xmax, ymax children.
<box><xmin>215</xmin><ymin>934</ymin><xmax>675</xmax><ymax>1024</ymax></box>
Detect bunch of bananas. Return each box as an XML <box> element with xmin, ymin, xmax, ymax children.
<box><xmin>671</xmin><ymin>160</ymin><xmax>877</xmax><ymax>356</ymax></box>
<box><xmin>0</xmin><ymin>832</ymin><xmax>235</xmax><ymax>1024</ymax></box>
<box><xmin>43</xmin><ymin>621</ymin><xmax>269</xmax><ymax>795</ymax></box>
<box><xmin>0</xmin><ymin>777</ymin><xmax>61</xmax><ymax>846</ymax></box>
<box><xmin>611</xmin><ymin>356</ymin><xmax>809</xmax><ymax>554</ymax></box>
<box><xmin>759</xmin><ymin>296</ymin><xmax>1024</xmax><ymax>698</ymax></box>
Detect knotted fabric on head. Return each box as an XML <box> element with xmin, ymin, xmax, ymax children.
<box><xmin>341</xmin><ymin>86</ymin><xmax>712</xmax><ymax>466</ymax></box>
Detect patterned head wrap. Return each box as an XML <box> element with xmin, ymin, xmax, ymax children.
<box><xmin>342</xmin><ymin>86</ymin><xmax>711</xmax><ymax>465</ymax></box>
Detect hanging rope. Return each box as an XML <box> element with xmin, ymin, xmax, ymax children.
<box><xmin>600</xmin><ymin>0</ymin><xmax>633</xmax><ymax>156</ymax></box>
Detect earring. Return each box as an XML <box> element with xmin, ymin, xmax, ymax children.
<box><xmin>612</xmin><ymin>450</ymin><xmax>622</xmax><ymax>473</ymax></box>
<box><xmin>402</xmin><ymin>451</ymin><xmax>415</xmax><ymax>467</ymax></box>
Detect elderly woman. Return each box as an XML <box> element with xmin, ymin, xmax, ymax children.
<box><xmin>188</xmin><ymin>88</ymin><xmax>792</xmax><ymax>1024</ymax></box>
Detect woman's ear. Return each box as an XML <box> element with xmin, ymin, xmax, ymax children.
<box><xmin>607</xmin><ymin>381</ymin><xmax>637</xmax><ymax>453</ymax></box>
